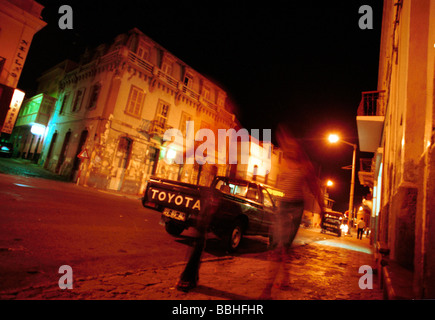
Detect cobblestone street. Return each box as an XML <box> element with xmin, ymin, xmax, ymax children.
<box><xmin>0</xmin><ymin>228</ymin><xmax>382</xmax><ymax>300</ymax></box>
<box><xmin>0</xmin><ymin>158</ymin><xmax>383</xmax><ymax>300</ymax></box>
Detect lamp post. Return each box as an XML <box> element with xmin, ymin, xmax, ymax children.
<box><xmin>328</xmin><ymin>134</ymin><xmax>357</xmax><ymax>235</ymax></box>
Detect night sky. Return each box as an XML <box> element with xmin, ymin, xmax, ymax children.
<box><xmin>18</xmin><ymin>0</ymin><xmax>383</xmax><ymax>212</ymax></box>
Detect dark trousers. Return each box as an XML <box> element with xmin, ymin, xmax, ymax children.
<box><xmin>357</xmin><ymin>228</ymin><xmax>364</xmax><ymax>239</ymax></box>
<box><xmin>179</xmin><ymin>190</ymin><xmax>216</xmax><ymax>283</ymax></box>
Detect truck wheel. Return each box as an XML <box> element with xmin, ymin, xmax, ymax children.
<box><xmin>227</xmin><ymin>220</ymin><xmax>243</xmax><ymax>252</ymax></box>
<box><xmin>165</xmin><ymin>221</ymin><xmax>184</xmax><ymax>236</ymax></box>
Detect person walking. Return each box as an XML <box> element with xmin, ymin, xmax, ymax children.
<box><xmin>175</xmin><ymin>165</ymin><xmax>219</xmax><ymax>292</ymax></box>
<box><xmin>260</xmin><ymin>125</ymin><xmax>325</xmax><ymax>299</ymax></box>
<box><xmin>357</xmin><ymin>218</ymin><xmax>366</xmax><ymax>240</ymax></box>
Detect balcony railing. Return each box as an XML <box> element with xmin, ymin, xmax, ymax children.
<box><xmin>157</xmin><ymin>70</ymin><xmax>178</xmax><ymax>89</ymax></box>
<box><xmin>99</xmin><ymin>48</ymin><xmax>231</xmax><ymax>119</ymax></box>
<box><xmin>127</xmin><ymin>51</ymin><xmax>153</xmax><ymax>74</ymax></box>
<box><xmin>357</xmin><ymin>90</ymin><xmax>385</xmax><ymax>116</ymax></box>
<box><xmin>181</xmin><ymin>85</ymin><xmax>200</xmax><ymax>100</ymax></box>
<box><xmin>148</xmin><ymin>120</ymin><xmax>173</xmax><ymax>137</ymax></box>
<box><xmin>360</xmin><ymin>158</ymin><xmax>374</xmax><ymax>173</ymax></box>
<box><xmin>358</xmin><ymin>158</ymin><xmax>375</xmax><ymax>188</ymax></box>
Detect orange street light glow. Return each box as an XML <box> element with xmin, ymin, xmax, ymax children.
<box><xmin>328</xmin><ymin>134</ymin><xmax>339</xmax><ymax>143</ymax></box>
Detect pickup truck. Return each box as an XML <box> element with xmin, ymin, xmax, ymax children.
<box><xmin>142</xmin><ymin>176</ymin><xmax>279</xmax><ymax>251</ymax></box>
<box><xmin>320</xmin><ymin>210</ymin><xmax>344</xmax><ymax>237</ymax></box>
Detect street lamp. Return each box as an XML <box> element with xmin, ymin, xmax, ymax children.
<box><xmin>328</xmin><ymin>134</ymin><xmax>339</xmax><ymax>144</ymax></box>
<box><xmin>328</xmin><ymin>134</ymin><xmax>357</xmax><ymax>234</ymax></box>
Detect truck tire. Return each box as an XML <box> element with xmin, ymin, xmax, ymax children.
<box><xmin>165</xmin><ymin>221</ymin><xmax>184</xmax><ymax>236</ymax></box>
<box><xmin>226</xmin><ymin>219</ymin><xmax>244</xmax><ymax>252</ymax></box>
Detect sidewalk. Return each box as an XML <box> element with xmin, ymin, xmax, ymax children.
<box><xmin>0</xmin><ymin>158</ymin><xmax>69</xmax><ymax>182</ymax></box>
<box><xmin>0</xmin><ymin>229</ymin><xmax>383</xmax><ymax>300</ymax></box>
<box><xmin>0</xmin><ymin>158</ymin><xmax>142</xmax><ymax>200</ymax></box>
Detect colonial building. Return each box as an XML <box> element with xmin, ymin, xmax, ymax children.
<box><xmin>34</xmin><ymin>28</ymin><xmax>242</xmax><ymax>194</ymax></box>
<box><xmin>10</xmin><ymin>60</ymin><xmax>78</xmax><ymax>160</ymax></box>
<box><xmin>0</xmin><ymin>0</ymin><xmax>46</xmax><ymax>136</ymax></box>
<box><xmin>356</xmin><ymin>0</ymin><xmax>435</xmax><ymax>298</ymax></box>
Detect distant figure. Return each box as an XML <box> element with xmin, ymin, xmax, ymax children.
<box><xmin>357</xmin><ymin>218</ymin><xmax>366</xmax><ymax>240</ymax></box>
<box><xmin>260</xmin><ymin>124</ymin><xmax>325</xmax><ymax>299</ymax></box>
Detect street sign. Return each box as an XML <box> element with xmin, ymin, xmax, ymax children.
<box><xmin>77</xmin><ymin>148</ymin><xmax>89</xmax><ymax>159</ymax></box>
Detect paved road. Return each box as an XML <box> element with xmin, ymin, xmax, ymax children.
<box><xmin>0</xmin><ymin>158</ymin><xmax>383</xmax><ymax>300</ymax></box>
<box><xmin>0</xmin><ymin>170</ymin><xmax>197</xmax><ymax>292</ymax></box>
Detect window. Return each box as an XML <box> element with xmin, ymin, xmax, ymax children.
<box><xmin>179</xmin><ymin>112</ymin><xmax>193</xmax><ymax>137</ymax></box>
<box><xmin>217</xmin><ymin>93</ymin><xmax>225</xmax><ymax>107</ymax></box>
<box><xmin>137</xmin><ymin>42</ymin><xmax>150</xmax><ymax>60</ymax></box>
<box><xmin>184</xmin><ymin>73</ymin><xmax>193</xmax><ymax>87</ymax></box>
<box><xmin>87</xmin><ymin>83</ymin><xmax>101</xmax><ymax>109</ymax></box>
<box><xmin>246</xmin><ymin>184</ymin><xmax>259</xmax><ymax>201</ymax></box>
<box><xmin>202</xmin><ymin>86</ymin><xmax>211</xmax><ymax>100</ymax></box>
<box><xmin>162</xmin><ymin>60</ymin><xmax>173</xmax><ymax>75</ymax></box>
<box><xmin>155</xmin><ymin>100</ymin><xmax>170</xmax><ymax>129</ymax></box>
<box><xmin>214</xmin><ymin>178</ymin><xmax>248</xmax><ymax>197</ymax></box>
<box><xmin>59</xmin><ymin>93</ymin><xmax>69</xmax><ymax>114</ymax></box>
<box><xmin>125</xmin><ymin>85</ymin><xmax>145</xmax><ymax>117</ymax></box>
<box><xmin>261</xmin><ymin>188</ymin><xmax>274</xmax><ymax>208</ymax></box>
<box><xmin>72</xmin><ymin>88</ymin><xmax>85</xmax><ymax>112</ymax></box>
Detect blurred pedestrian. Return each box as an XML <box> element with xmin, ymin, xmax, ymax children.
<box><xmin>175</xmin><ymin>165</ymin><xmax>219</xmax><ymax>292</ymax></box>
<box><xmin>357</xmin><ymin>218</ymin><xmax>366</xmax><ymax>240</ymax></box>
<box><xmin>260</xmin><ymin>124</ymin><xmax>325</xmax><ymax>299</ymax></box>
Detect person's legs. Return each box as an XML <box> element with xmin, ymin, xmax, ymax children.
<box><xmin>176</xmin><ymin>190</ymin><xmax>212</xmax><ymax>291</ymax></box>
<box><xmin>176</xmin><ymin>231</ymin><xmax>205</xmax><ymax>291</ymax></box>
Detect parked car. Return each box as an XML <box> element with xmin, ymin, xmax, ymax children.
<box><xmin>0</xmin><ymin>141</ymin><xmax>13</xmax><ymax>158</ymax></box>
<box><xmin>142</xmin><ymin>176</ymin><xmax>281</xmax><ymax>251</ymax></box>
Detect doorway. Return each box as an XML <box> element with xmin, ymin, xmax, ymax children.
<box><xmin>109</xmin><ymin>137</ymin><xmax>133</xmax><ymax>191</ymax></box>
<box><xmin>44</xmin><ymin>131</ymin><xmax>58</xmax><ymax>169</ymax></box>
<box><xmin>56</xmin><ymin>130</ymin><xmax>71</xmax><ymax>174</ymax></box>
<box><xmin>71</xmin><ymin>129</ymin><xmax>89</xmax><ymax>181</ymax></box>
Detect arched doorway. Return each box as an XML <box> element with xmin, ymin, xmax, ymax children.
<box><xmin>109</xmin><ymin>136</ymin><xmax>133</xmax><ymax>191</ymax></box>
<box><xmin>44</xmin><ymin>131</ymin><xmax>58</xmax><ymax>169</ymax></box>
<box><xmin>71</xmin><ymin>129</ymin><xmax>89</xmax><ymax>181</ymax></box>
<box><xmin>56</xmin><ymin>130</ymin><xmax>71</xmax><ymax>174</ymax></box>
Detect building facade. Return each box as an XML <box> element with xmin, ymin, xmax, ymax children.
<box><xmin>34</xmin><ymin>28</ymin><xmax>247</xmax><ymax>194</ymax></box>
<box><xmin>357</xmin><ymin>0</ymin><xmax>435</xmax><ymax>298</ymax></box>
<box><xmin>0</xmin><ymin>0</ymin><xmax>46</xmax><ymax>136</ymax></box>
<box><xmin>0</xmin><ymin>0</ymin><xmax>46</xmax><ymax>88</ymax></box>
<box><xmin>10</xmin><ymin>60</ymin><xmax>78</xmax><ymax>160</ymax></box>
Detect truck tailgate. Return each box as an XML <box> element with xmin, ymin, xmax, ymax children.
<box><xmin>144</xmin><ymin>177</ymin><xmax>203</xmax><ymax>215</ymax></box>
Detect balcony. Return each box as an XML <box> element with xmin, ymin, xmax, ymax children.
<box><xmin>15</xmin><ymin>93</ymin><xmax>57</xmax><ymax>127</ymax></box>
<box><xmin>356</xmin><ymin>90</ymin><xmax>385</xmax><ymax>152</ymax></box>
<box><xmin>148</xmin><ymin>119</ymin><xmax>174</xmax><ymax>137</ymax></box>
<box><xmin>358</xmin><ymin>158</ymin><xmax>374</xmax><ymax>188</ymax></box>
